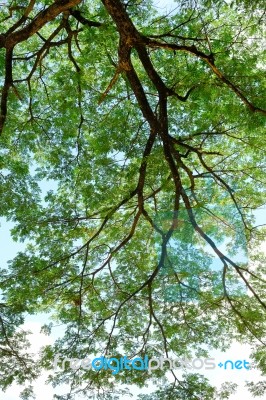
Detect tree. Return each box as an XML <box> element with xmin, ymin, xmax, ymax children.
<box><xmin>0</xmin><ymin>0</ymin><xmax>265</xmax><ymax>398</ymax></box>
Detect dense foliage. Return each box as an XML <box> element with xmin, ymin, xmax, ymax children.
<box><xmin>0</xmin><ymin>0</ymin><xmax>265</xmax><ymax>398</ymax></box>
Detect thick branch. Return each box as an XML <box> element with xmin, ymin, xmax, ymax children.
<box><xmin>145</xmin><ymin>38</ymin><xmax>266</xmax><ymax>115</ymax></box>
<box><xmin>69</xmin><ymin>9</ymin><xmax>102</xmax><ymax>27</ymax></box>
<box><xmin>0</xmin><ymin>48</ymin><xmax>13</xmax><ymax>133</ymax></box>
<box><xmin>0</xmin><ymin>0</ymin><xmax>82</xmax><ymax>49</ymax></box>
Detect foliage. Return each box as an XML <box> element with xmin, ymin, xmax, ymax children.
<box><xmin>0</xmin><ymin>0</ymin><xmax>265</xmax><ymax>398</ymax></box>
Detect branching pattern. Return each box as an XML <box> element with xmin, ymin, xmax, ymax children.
<box><xmin>0</xmin><ymin>0</ymin><xmax>265</xmax><ymax>398</ymax></box>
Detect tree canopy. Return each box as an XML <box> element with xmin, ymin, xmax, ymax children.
<box><xmin>0</xmin><ymin>0</ymin><xmax>265</xmax><ymax>399</ymax></box>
